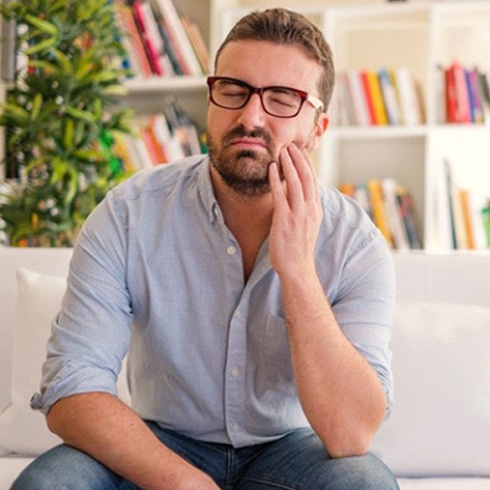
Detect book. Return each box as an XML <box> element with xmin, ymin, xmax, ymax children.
<box><xmin>367</xmin><ymin>179</ymin><xmax>394</xmax><ymax>248</ymax></box>
<box><xmin>394</xmin><ymin>68</ymin><xmax>422</xmax><ymax>126</ymax></box>
<box><xmin>378</xmin><ymin>68</ymin><xmax>401</xmax><ymax>125</ymax></box>
<box><xmin>338</xmin><ymin>182</ymin><xmax>356</xmax><ymax>199</ymax></box>
<box><xmin>152</xmin><ymin>0</ymin><xmax>203</xmax><ymax>76</ymax></box>
<box><xmin>452</xmin><ymin>61</ymin><xmax>471</xmax><ymax>123</ymax></box>
<box><xmin>468</xmin><ymin>192</ymin><xmax>490</xmax><ymax>249</ymax></box>
<box><xmin>360</xmin><ymin>71</ymin><xmax>377</xmax><ymax>125</ymax></box>
<box><xmin>459</xmin><ymin>188</ymin><xmax>475</xmax><ymax>249</ymax></box>
<box><xmin>181</xmin><ymin>15</ymin><xmax>210</xmax><ymax>74</ymax></box>
<box><xmin>157</xmin><ymin>21</ymin><xmax>184</xmax><ymax>75</ymax></box>
<box><xmin>336</xmin><ymin>72</ymin><xmax>356</xmax><ymax>126</ymax></box>
<box><xmin>345</xmin><ymin>69</ymin><xmax>371</xmax><ymax>126</ymax></box>
<box><xmin>475</xmin><ymin>68</ymin><xmax>490</xmax><ymax>124</ymax></box>
<box><xmin>382</xmin><ymin>178</ymin><xmax>409</xmax><ymax>250</ymax></box>
<box><xmin>444</xmin><ymin>159</ymin><xmax>458</xmax><ymax>249</ymax></box>
<box><xmin>354</xmin><ymin>184</ymin><xmax>372</xmax><ymax>221</ymax></box>
<box><xmin>467</xmin><ymin>68</ymin><xmax>483</xmax><ymax>123</ymax></box>
<box><xmin>132</xmin><ymin>0</ymin><xmax>164</xmax><ymax>76</ymax></box>
<box><xmin>116</xmin><ymin>2</ymin><xmax>153</xmax><ymax>78</ymax></box>
<box><xmin>397</xmin><ymin>186</ymin><xmax>421</xmax><ymax>249</ymax></box>
<box><xmin>365</xmin><ymin>71</ymin><xmax>388</xmax><ymax>125</ymax></box>
<box><xmin>444</xmin><ymin>65</ymin><xmax>459</xmax><ymax>123</ymax></box>
<box><xmin>451</xmin><ymin>186</ymin><xmax>467</xmax><ymax>249</ymax></box>
<box><xmin>482</xmin><ymin>205</ymin><xmax>490</xmax><ymax>248</ymax></box>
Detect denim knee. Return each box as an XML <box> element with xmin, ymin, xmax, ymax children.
<box><xmin>10</xmin><ymin>444</ymin><xmax>124</xmax><ymax>490</ymax></box>
<box><xmin>325</xmin><ymin>452</ymin><xmax>400</xmax><ymax>490</ymax></box>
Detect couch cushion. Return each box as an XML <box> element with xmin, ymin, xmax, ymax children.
<box><xmin>0</xmin><ymin>457</ymin><xmax>34</xmax><ymax>490</ymax></box>
<box><xmin>372</xmin><ymin>302</ymin><xmax>490</xmax><ymax>476</ymax></box>
<box><xmin>0</xmin><ymin>269</ymin><xmax>130</xmax><ymax>455</ymax></box>
<box><xmin>0</xmin><ymin>269</ymin><xmax>65</xmax><ymax>455</ymax></box>
<box><xmin>397</xmin><ymin>478</ymin><xmax>490</xmax><ymax>490</ymax></box>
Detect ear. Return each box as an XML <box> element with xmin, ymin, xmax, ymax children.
<box><xmin>315</xmin><ymin>113</ymin><xmax>329</xmax><ymax>137</ymax></box>
<box><xmin>308</xmin><ymin>113</ymin><xmax>329</xmax><ymax>152</ymax></box>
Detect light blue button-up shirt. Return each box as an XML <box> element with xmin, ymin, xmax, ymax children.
<box><xmin>32</xmin><ymin>155</ymin><xmax>395</xmax><ymax>448</ymax></box>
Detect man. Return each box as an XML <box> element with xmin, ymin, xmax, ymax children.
<box><xmin>13</xmin><ymin>8</ymin><xmax>399</xmax><ymax>490</ymax></box>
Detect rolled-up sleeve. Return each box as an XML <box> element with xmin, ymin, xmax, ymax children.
<box><xmin>332</xmin><ymin>229</ymin><xmax>396</xmax><ymax>417</ymax></box>
<box><xmin>31</xmin><ymin>188</ymin><xmax>133</xmax><ymax>414</ymax></box>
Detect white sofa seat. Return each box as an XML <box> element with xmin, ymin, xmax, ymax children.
<box><xmin>1</xmin><ymin>248</ymin><xmax>490</xmax><ymax>489</ymax></box>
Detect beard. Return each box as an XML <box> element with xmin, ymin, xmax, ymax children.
<box><xmin>207</xmin><ymin>125</ymin><xmax>278</xmax><ymax>198</ymax></box>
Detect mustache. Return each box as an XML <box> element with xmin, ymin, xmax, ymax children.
<box><xmin>222</xmin><ymin>125</ymin><xmax>273</xmax><ymax>147</ymax></box>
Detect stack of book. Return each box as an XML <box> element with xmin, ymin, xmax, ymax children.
<box><xmin>443</xmin><ymin>160</ymin><xmax>490</xmax><ymax>250</ymax></box>
<box><xmin>442</xmin><ymin>62</ymin><xmax>490</xmax><ymax>124</ymax></box>
<box><xmin>113</xmin><ymin>101</ymin><xmax>205</xmax><ymax>171</ymax></box>
<box><xmin>114</xmin><ymin>0</ymin><xmax>210</xmax><ymax>78</ymax></box>
<box><xmin>336</xmin><ymin>68</ymin><xmax>425</xmax><ymax>127</ymax></box>
<box><xmin>339</xmin><ymin>178</ymin><xmax>421</xmax><ymax>250</ymax></box>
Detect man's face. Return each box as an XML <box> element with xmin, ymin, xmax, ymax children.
<box><xmin>206</xmin><ymin>40</ymin><xmax>328</xmax><ymax>198</ymax></box>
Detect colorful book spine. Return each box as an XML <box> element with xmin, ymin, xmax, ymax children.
<box><xmin>378</xmin><ymin>68</ymin><xmax>401</xmax><ymax>125</ymax></box>
<box><xmin>338</xmin><ymin>179</ymin><xmax>423</xmax><ymax>250</ymax></box>
<box><xmin>116</xmin><ymin>2</ymin><xmax>153</xmax><ymax>78</ymax></box>
<box><xmin>346</xmin><ymin>69</ymin><xmax>371</xmax><ymax>126</ymax></box>
<box><xmin>153</xmin><ymin>0</ymin><xmax>203</xmax><ymax>76</ymax></box>
<box><xmin>452</xmin><ymin>61</ymin><xmax>472</xmax><ymax>123</ymax></box>
<box><xmin>366</xmin><ymin>71</ymin><xmax>388</xmax><ymax>125</ymax></box>
<box><xmin>337</xmin><ymin>67</ymin><xmax>425</xmax><ymax>127</ymax></box>
<box><xmin>445</xmin><ymin>66</ymin><xmax>459</xmax><ymax>123</ymax></box>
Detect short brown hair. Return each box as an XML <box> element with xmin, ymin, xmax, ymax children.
<box><xmin>215</xmin><ymin>8</ymin><xmax>335</xmax><ymax>110</ymax></box>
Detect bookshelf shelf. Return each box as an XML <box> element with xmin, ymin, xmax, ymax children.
<box><xmin>332</xmin><ymin>126</ymin><xmax>427</xmax><ymax>140</ymax></box>
<box><xmin>124</xmin><ymin>75</ymin><xmax>208</xmax><ymax>93</ymax></box>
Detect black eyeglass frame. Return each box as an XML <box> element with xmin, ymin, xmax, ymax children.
<box><xmin>206</xmin><ymin>76</ymin><xmax>324</xmax><ymax>119</ymax></box>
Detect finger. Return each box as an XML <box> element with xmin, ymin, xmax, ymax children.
<box><xmin>288</xmin><ymin>144</ymin><xmax>317</xmax><ymax>203</ymax></box>
<box><xmin>269</xmin><ymin>161</ymin><xmax>288</xmax><ymax>210</ymax></box>
<box><xmin>300</xmin><ymin>145</ymin><xmax>321</xmax><ymax>204</ymax></box>
<box><xmin>279</xmin><ymin>146</ymin><xmax>304</xmax><ymax>210</ymax></box>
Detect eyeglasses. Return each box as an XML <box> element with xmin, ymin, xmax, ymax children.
<box><xmin>207</xmin><ymin>76</ymin><xmax>324</xmax><ymax>119</ymax></box>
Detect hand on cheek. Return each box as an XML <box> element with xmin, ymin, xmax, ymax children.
<box><xmin>268</xmin><ymin>144</ymin><xmax>323</xmax><ymax>278</ymax></box>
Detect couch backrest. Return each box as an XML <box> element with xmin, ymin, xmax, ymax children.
<box><xmin>393</xmin><ymin>252</ymin><xmax>490</xmax><ymax>305</ymax></box>
<box><xmin>0</xmin><ymin>247</ymin><xmax>73</xmax><ymax>412</ymax></box>
<box><xmin>1</xmin><ymin>249</ymin><xmax>490</xmax><ymax>413</ymax></box>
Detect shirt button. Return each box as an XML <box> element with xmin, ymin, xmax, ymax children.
<box><xmin>231</xmin><ymin>367</ymin><xmax>240</xmax><ymax>378</ymax></box>
<box><xmin>227</xmin><ymin>245</ymin><xmax>237</xmax><ymax>255</ymax></box>
<box><xmin>232</xmin><ymin>422</ymin><xmax>240</xmax><ymax>431</ymax></box>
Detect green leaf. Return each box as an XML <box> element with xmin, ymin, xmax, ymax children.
<box><xmin>28</xmin><ymin>59</ymin><xmax>61</xmax><ymax>75</ymax></box>
<box><xmin>101</xmin><ymin>84</ymin><xmax>129</xmax><ymax>97</ymax></box>
<box><xmin>65</xmin><ymin>106</ymin><xmax>97</xmax><ymax>123</ymax></box>
<box><xmin>50</xmin><ymin>156</ymin><xmax>67</xmax><ymax>184</ymax></box>
<box><xmin>24</xmin><ymin>156</ymin><xmax>47</xmax><ymax>172</ymax></box>
<box><xmin>25</xmin><ymin>14</ymin><xmax>59</xmax><ymax>36</ymax></box>
<box><xmin>30</xmin><ymin>93</ymin><xmax>43</xmax><ymax>120</ymax></box>
<box><xmin>50</xmin><ymin>48</ymin><xmax>73</xmax><ymax>73</ymax></box>
<box><xmin>73</xmin><ymin>149</ymin><xmax>100</xmax><ymax>162</ymax></box>
<box><xmin>65</xmin><ymin>167</ymin><xmax>79</xmax><ymax>205</ymax></box>
<box><xmin>25</xmin><ymin>36</ymin><xmax>57</xmax><ymax>55</ymax></box>
<box><xmin>63</xmin><ymin>119</ymin><xmax>75</xmax><ymax>150</ymax></box>
<box><xmin>1</xmin><ymin>103</ymin><xmax>30</xmax><ymax>124</ymax></box>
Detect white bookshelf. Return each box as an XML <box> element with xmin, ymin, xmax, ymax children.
<box><xmin>215</xmin><ymin>1</ymin><xmax>490</xmax><ymax>253</ymax></box>
<box><xmin>1</xmin><ymin>0</ymin><xmax>489</xmax><ymax>253</ymax></box>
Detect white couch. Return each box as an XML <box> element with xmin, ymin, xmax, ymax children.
<box><xmin>1</xmin><ymin>247</ymin><xmax>489</xmax><ymax>489</ymax></box>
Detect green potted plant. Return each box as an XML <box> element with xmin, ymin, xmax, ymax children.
<box><xmin>0</xmin><ymin>0</ymin><xmax>133</xmax><ymax>246</ymax></box>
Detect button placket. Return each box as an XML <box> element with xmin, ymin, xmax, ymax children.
<box><xmin>224</xmin><ymin>299</ymin><xmax>248</xmax><ymax>445</ymax></box>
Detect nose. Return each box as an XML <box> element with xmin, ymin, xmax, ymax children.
<box><xmin>236</xmin><ymin>92</ymin><xmax>267</xmax><ymax>128</ymax></box>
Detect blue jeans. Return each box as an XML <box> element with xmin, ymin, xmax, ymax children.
<box><xmin>11</xmin><ymin>423</ymin><xmax>399</xmax><ymax>489</ymax></box>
